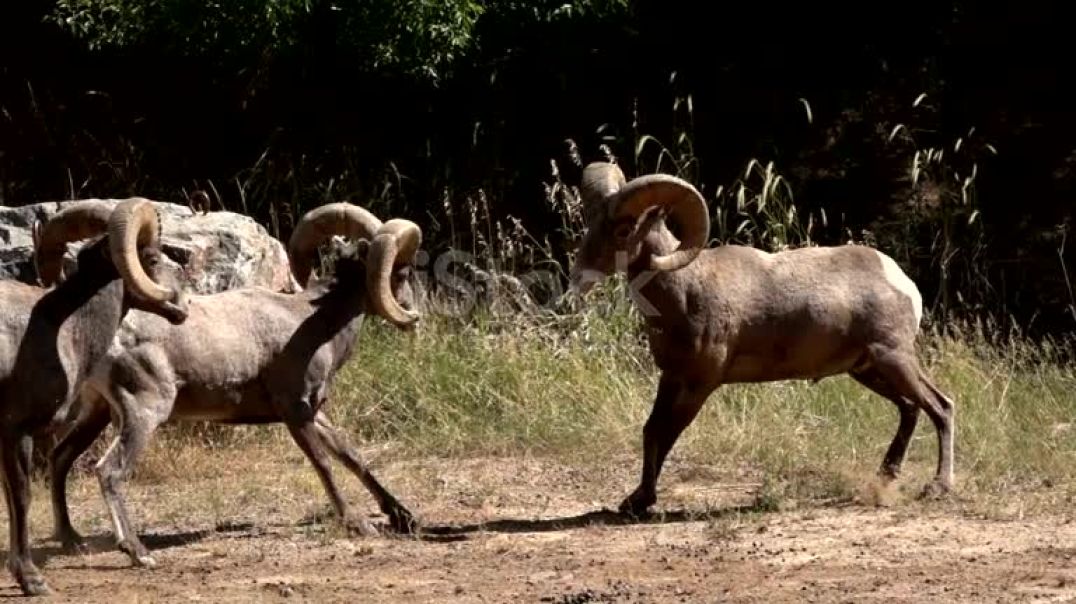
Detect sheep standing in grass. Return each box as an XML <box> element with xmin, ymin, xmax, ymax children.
<box><xmin>0</xmin><ymin>199</ymin><xmax>189</xmax><ymax>595</ymax></box>
<box><xmin>48</xmin><ymin>202</ymin><xmax>422</xmax><ymax>568</ymax></box>
<box><xmin>568</xmin><ymin>161</ymin><xmax>955</xmax><ymax>515</ymax></box>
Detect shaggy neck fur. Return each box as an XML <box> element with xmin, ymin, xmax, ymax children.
<box><xmin>294</xmin><ymin>257</ymin><xmax>371</xmax><ymax>379</ymax></box>
<box><xmin>40</xmin><ymin>272</ymin><xmax>127</xmax><ymax>385</ymax></box>
<box><xmin>3</xmin><ymin>244</ymin><xmax>128</xmax><ymax>427</ymax></box>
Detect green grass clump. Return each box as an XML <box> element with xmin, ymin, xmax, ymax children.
<box><xmin>148</xmin><ymin>153</ymin><xmax>1076</xmax><ymax>515</ymax></box>
<box><xmin>331</xmin><ymin>295</ymin><xmax>655</xmax><ymax>455</ymax></box>
<box><xmin>318</xmin><ymin>302</ymin><xmax>1076</xmax><ymax>511</ymax></box>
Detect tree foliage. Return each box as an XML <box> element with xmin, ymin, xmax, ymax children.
<box><xmin>51</xmin><ymin>0</ymin><xmax>487</xmax><ymax>81</ymax></box>
<box><xmin>50</xmin><ymin>0</ymin><xmax>629</xmax><ymax>82</ymax></box>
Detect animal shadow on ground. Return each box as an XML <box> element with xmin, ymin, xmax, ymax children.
<box><xmin>414</xmin><ymin>504</ymin><xmax>763</xmax><ymax>542</ymax></box>
<box><xmin>18</xmin><ymin>520</ymin><xmax>256</xmax><ymax>569</ymax></box>
<box><xmin>13</xmin><ymin>505</ymin><xmax>763</xmax><ymax>570</ymax></box>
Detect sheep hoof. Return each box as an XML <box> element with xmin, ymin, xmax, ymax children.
<box><xmin>64</xmin><ymin>540</ymin><xmax>92</xmax><ymax>556</ymax></box>
<box><xmin>917</xmin><ymin>481</ymin><xmax>952</xmax><ymax>501</ymax></box>
<box><xmin>17</xmin><ymin>573</ymin><xmax>50</xmax><ymax>597</ymax></box>
<box><xmin>119</xmin><ymin>540</ymin><xmax>156</xmax><ymax>568</ymax></box>
<box><xmin>387</xmin><ymin>508</ymin><xmax>419</xmax><ymax>534</ymax></box>
<box><xmin>56</xmin><ymin>531</ymin><xmax>91</xmax><ymax>555</ymax></box>
<box><xmin>618</xmin><ymin>489</ymin><xmax>656</xmax><ymax>517</ymax></box>
<box><xmin>345</xmin><ymin>517</ymin><xmax>380</xmax><ymax>538</ymax></box>
<box><xmin>9</xmin><ymin>561</ymin><xmax>50</xmax><ymax>597</ymax></box>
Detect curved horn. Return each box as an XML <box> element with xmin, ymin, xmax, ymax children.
<box><xmin>580</xmin><ymin>162</ymin><xmax>626</xmax><ymax>211</ymax></box>
<box><xmin>613</xmin><ymin>174</ymin><xmax>711</xmax><ymax>272</ymax></box>
<box><xmin>109</xmin><ymin>197</ymin><xmax>174</xmax><ymax>302</ymax></box>
<box><xmin>35</xmin><ymin>201</ymin><xmax>114</xmax><ymax>286</ymax></box>
<box><xmin>367</xmin><ymin>219</ymin><xmax>422</xmax><ymax>327</ymax></box>
<box><xmin>288</xmin><ymin>202</ymin><xmax>383</xmax><ymax>287</ymax></box>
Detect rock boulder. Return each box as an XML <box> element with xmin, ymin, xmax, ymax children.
<box><xmin>0</xmin><ymin>199</ymin><xmax>299</xmax><ymax>293</ymax></box>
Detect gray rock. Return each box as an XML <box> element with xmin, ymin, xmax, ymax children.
<box><xmin>0</xmin><ymin>199</ymin><xmax>299</xmax><ymax>294</ymax></box>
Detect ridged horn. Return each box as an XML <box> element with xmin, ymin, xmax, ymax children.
<box><xmin>613</xmin><ymin>173</ymin><xmax>711</xmax><ymax>272</ymax></box>
<box><xmin>288</xmin><ymin>202</ymin><xmax>383</xmax><ymax>287</ymax></box>
<box><xmin>367</xmin><ymin>219</ymin><xmax>422</xmax><ymax>327</ymax></box>
<box><xmin>35</xmin><ymin>201</ymin><xmax>114</xmax><ymax>286</ymax></box>
<box><xmin>108</xmin><ymin>198</ymin><xmax>174</xmax><ymax>302</ymax></box>
<box><xmin>580</xmin><ymin>162</ymin><xmax>626</xmax><ymax>211</ymax></box>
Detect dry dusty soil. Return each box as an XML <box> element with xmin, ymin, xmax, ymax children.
<box><xmin>5</xmin><ymin>446</ymin><xmax>1076</xmax><ymax>603</ymax></box>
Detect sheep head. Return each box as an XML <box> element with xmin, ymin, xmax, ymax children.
<box><xmin>568</xmin><ymin>162</ymin><xmax>710</xmax><ymax>294</ymax></box>
<box><xmin>34</xmin><ymin>198</ymin><xmax>190</xmax><ymax>324</ymax></box>
<box><xmin>289</xmin><ymin>202</ymin><xmax>422</xmax><ymax>330</ymax></box>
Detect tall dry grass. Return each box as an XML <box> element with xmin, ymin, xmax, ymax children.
<box><xmin>129</xmin><ymin>150</ymin><xmax>1076</xmax><ymax>517</ymax></box>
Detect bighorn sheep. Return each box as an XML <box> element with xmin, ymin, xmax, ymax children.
<box><xmin>48</xmin><ymin>202</ymin><xmax>422</xmax><ymax>568</ymax></box>
<box><xmin>0</xmin><ymin>199</ymin><xmax>189</xmax><ymax>595</ymax></box>
<box><xmin>568</xmin><ymin>161</ymin><xmax>955</xmax><ymax>515</ymax></box>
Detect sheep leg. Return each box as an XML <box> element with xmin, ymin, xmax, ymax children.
<box><xmin>850</xmin><ymin>368</ymin><xmax>920</xmax><ymax>481</ymax></box>
<box><xmin>916</xmin><ymin>372</ymin><xmax>956</xmax><ymax>498</ymax></box>
<box><xmin>869</xmin><ymin>347</ymin><xmax>955</xmax><ymax>497</ymax></box>
<box><xmin>49</xmin><ymin>399</ymin><xmax>111</xmax><ymax>554</ymax></box>
<box><xmin>313</xmin><ymin>412</ymin><xmax>417</xmax><ymax>534</ymax></box>
<box><xmin>96</xmin><ymin>398</ymin><xmax>164</xmax><ymax>568</ymax></box>
<box><xmin>620</xmin><ymin>376</ymin><xmax>713</xmax><ymax>516</ymax></box>
<box><xmin>285</xmin><ymin>419</ymin><xmax>379</xmax><ymax>537</ymax></box>
<box><xmin>1</xmin><ymin>433</ymin><xmax>49</xmax><ymax>595</ymax></box>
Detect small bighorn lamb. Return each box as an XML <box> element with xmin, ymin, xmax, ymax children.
<box><xmin>0</xmin><ymin>199</ymin><xmax>189</xmax><ymax>595</ymax></box>
<box><xmin>49</xmin><ymin>202</ymin><xmax>422</xmax><ymax>568</ymax></box>
<box><xmin>568</xmin><ymin>161</ymin><xmax>955</xmax><ymax>515</ymax></box>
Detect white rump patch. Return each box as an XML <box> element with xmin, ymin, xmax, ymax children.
<box><xmin>875</xmin><ymin>251</ymin><xmax>923</xmax><ymax>326</ymax></box>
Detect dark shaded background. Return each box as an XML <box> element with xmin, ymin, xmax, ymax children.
<box><xmin>2</xmin><ymin>1</ymin><xmax>1074</xmax><ymax>339</ymax></box>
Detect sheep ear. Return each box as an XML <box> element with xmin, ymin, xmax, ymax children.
<box><xmin>627</xmin><ymin>206</ymin><xmax>665</xmax><ymax>242</ymax></box>
<box><xmin>613</xmin><ymin>207</ymin><xmax>664</xmax><ymax>246</ymax></box>
<box><xmin>613</xmin><ymin>221</ymin><xmax>635</xmax><ymax>242</ymax></box>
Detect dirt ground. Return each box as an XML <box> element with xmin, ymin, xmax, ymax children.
<box><xmin>6</xmin><ymin>448</ymin><xmax>1076</xmax><ymax>603</ymax></box>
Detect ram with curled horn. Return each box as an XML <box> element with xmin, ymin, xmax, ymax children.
<box><xmin>48</xmin><ymin>201</ymin><xmax>424</xmax><ymax>569</ymax></box>
<box><xmin>569</xmin><ymin>161</ymin><xmax>956</xmax><ymax>516</ymax></box>
<box><xmin>0</xmin><ymin>198</ymin><xmax>189</xmax><ymax>596</ymax></box>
